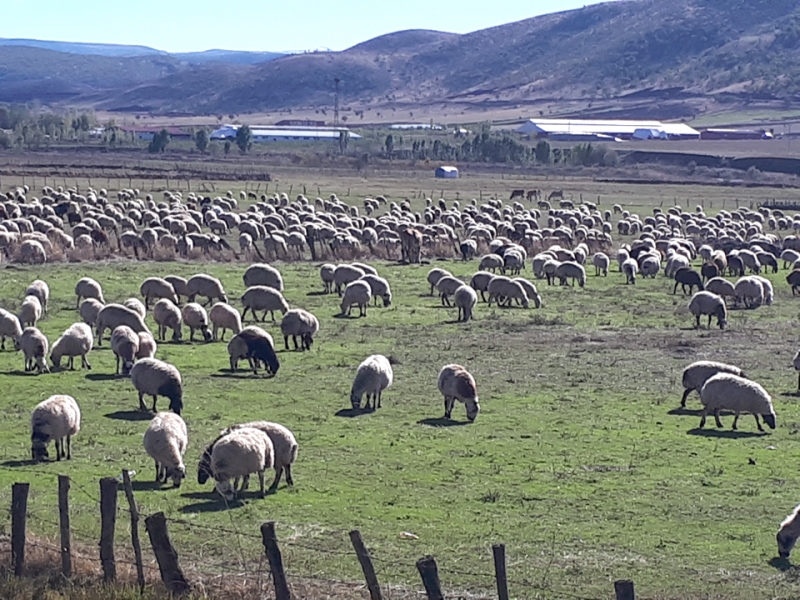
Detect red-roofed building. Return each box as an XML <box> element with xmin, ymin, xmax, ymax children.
<box><xmin>116</xmin><ymin>126</ymin><xmax>192</xmax><ymax>141</ymax></box>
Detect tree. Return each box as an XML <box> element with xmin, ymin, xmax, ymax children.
<box><xmin>195</xmin><ymin>129</ymin><xmax>209</xmax><ymax>153</ymax></box>
<box><xmin>224</xmin><ymin>140</ymin><xmax>231</xmax><ymax>155</ymax></box>
<box><xmin>235</xmin><ymin>125</ymin><xmax>251</xmax><ymax>154</ymax></box>
<box><xmin>535</xmin><ymin>140</ymin><xmax>551</xmax><ymax>164</ymax></box>
<box><xmin>0</xmin><ymin>130</ymin><xmax>11</xmax><ymax>150</ymax></box>
<box><xmin>148</xmin><ymin>128</ymin><xmax>170</xmax><ymax>153</ymax></box>
<box><xmin>338</xmin><ymin>130</ymin><xmax>349</xmax><ymax>154</ymax></box>
<box><xmin>384</xmin><ymin>134</ymin><xmax>394</xmax><ymax>156</ymax></box>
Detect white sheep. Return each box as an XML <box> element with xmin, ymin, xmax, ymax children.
<box><xmin>164</xmin><ymin>275</ymin><xmax>190</xmax><ymax>303</ymax></box>
<box><xmin>640</xmin><ymin>255</ymin><xmax>660</xmax><ymax>278</ymax></box>
<box><xmin>453</xmin><ymin>284</ymin><xmax>478</xmax><ymax>322</ymax></box>
<box><xmin>333</xmin><ymin>264</ymin><xmax>366</xmax><ymax>296</ymax></box>
<box><xmin>16</xmin><ymin>327</ymin><xmax>49</xmax><ymax>373</ymax></box>
<box><xmin>438</xmin><ymin>364</ymin><xmax>480</xmax><ymax>421</ymax></box>
<box><xmin>734</xmin><ymin>276</ymin><xmax>764</xmax><ymax>309</ymax></box>
<box><xmin>280</xmin><ymin>308</ymin><xmax>319</xmax><ymax>351</ymax></box>
<box><xmin>699</xmin><ymin>372</ymin><xmax>776</xmax><ymax>432</ymax></box>
<box><xmin>351</xmin><ymin>262</ymin><xmax>378</xmax><ymax>276</ymax></box>
<box><xmin>688</xmin><ymin>291</ymin><xmax>727</xmax><ymax>329</ymax></box>
<box><xmin>622</xmin><ymin>257</ymin><xmax>638</xmax><ymax>284</ymax></box>
<box><xmin>209</xmin><ymin>302</ymin><xmax>242</xmax><ymax>341</ymax></box>
<box><xmin>427</xmin><ymin>268</ymin><xmax>451</xmax><ymax>295</ymax></box>
<box><xmin>130</xmin><ymin>357</ymin><xmax>183</xmax><ymax>415</ymax></box>
<box><xmin>95</xmin><ymin>304</ymin><xmax>151</xmax><ymax>346</ymax></box>
<box><xmin>124</xmin><ymin>298</ymin><xmax>147</xmax><ymax>319</ymax></box>
<box><xmin>19</xmin><ymin>295</ymin><xmax>42</xmax><ymax>328</ymax></box>
<box><xmin>555</xmin><ymin>261</ymin><xmax>586</xmax><ymax>287</ymax></box>
<box><xmin>436</xmin><ymin>275</ymin><xmax>463</xmax><ymax>306</ymax></box>
<box><xmin>0</xmin><ymin>308</ymin><xmax>22</xmax><ymax>350</ymax></box>
<box><xmin>79</xmin><ymin>298</ymin><xmax>104</xmax><ymax>327</ymax></box>
<box><xmin>139</xmin><ymin>277</ymin><xmax>179</xmax><ymax>310</ymax></box>
<box><xmin>752</xmin><ymin>275</ymin><xmax>774</xmax><ymax>306</ymax></box>
<box><xmin>74</xmin><ymin>277</ymin><xmax>104</xmax><ymax>309</ymax></box>
<box><xmin>777</xmin><ymin>504</ymin><xmax>800</xmax><ymax>558</ymax></box>
<box><xmin>143</xmin><ymin>412</ymin><xmax>188</xmax><ymax>487</ymax></box>
<box><xmin>181</xmin><ymin>302</ymin><xmax>212</xmax><ymax>342</ymax></box>
<box><xmin>487</xmin><ymin>276</ymin><xmax>529</xmax><ymax>309</ymax></box>
<box><xmin>704</xmin><ymin>277</ymin><xmax>736</xmax><ymax>304</ymax></box>
<box><xmin>243</xmin><ymin>263</ymin><xmax>284</xmax><ymax>291</ymax></box>
<box><xmin>320</xmin><ymin>263</ymin><xmax>336</xmax><ymax>294</ymax></box>
<box><xmin>350</xmin><ymin>354</ymin><xmax>393</xmax><ymax>410</ymax></box>
<box><xmin>241</xmin><ymin>286</ymin><xmax>289</xmax><ymax>322</ymax></box>
<box><xmin>20</xmin><ymin>239</ymin><xmax>46</xmax><ymax>264</ymax></box>
<box><xmin>210</xmin><ymin>427</ymin><xmax>275</xmax><ymax>500</ymax></box>
<box><xmin>111</xmin><ymin>325</ymin><xmax>139</xmax><ymax>375</ymax></box>
<box><xmin>187</xmin><ymin>273</ymin><xmax>228</xmax><ymax>305</ymax></box>
<box><xmin>30</xmin><ymin>394</ymin><xmax>80</xmax><ymax>461</ymax></box>
<box><xmin>340</xmin><ymin>280</ymin><xmax>372</xmax><ymax>317</ymax></box>
<box><xmin>512</xmin><ymin>278</ymin><xmax>542</xmax><ymax>308</ymax></box>
<box><xmin>137</xmin><ymin>331</ymin><xmax>157</xmax><ymax>359</ymax></box>
<box><xmin>360</xmin><ymin>274</ymin><xmax>392</xmax><ymax>307</ymax></box>
<box><xmin>50</xmin><ymin>322</ymin><xmax>93</xmax><ymax>370</ymax></box>
<box><xmin>469</xmin><ymin>271</ymin><xmax>495</xmax><ymax>302</ymax></box>
<box><xmin>151</xmin><ymin>298</ymin><xmax>181</xmax><ymax>342</ymax></box>
<box><xmin>680</xmin><ymin>360</ymin><xmax>745</xmax><ymax>407</ymax></box>
<box><xmin>592</xmin><ymin>252</ymin><xmax>609</xmax><ymax>276</ymax></box>
<box><xmin>478</xmin><ymin>254</ymin><xmax>504</xmax><ymax>273</ymax></box>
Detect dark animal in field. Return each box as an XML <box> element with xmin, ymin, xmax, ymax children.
<box><xmin>673</xmin><ymin>267</ymin><xmax>704</xmax><ymax>295</ymax></box>
<box><xmin>787</xmin><ymin>269</ymin><xmax>800</xmax><ymax>296</ymax></box>
<box><xmin>510</xmin><ymin>189</ymin><xmax>525</xmax><ymax>200</ymax></box>
<box><xmin>701</xmin><ymin>262</ymin><xmax>719</xmax><ymax>282</ymax></box>
<box><xmin>548</xmin><ymin>190</ymin><xmax>565</xmax><ymax>201</ymax></box>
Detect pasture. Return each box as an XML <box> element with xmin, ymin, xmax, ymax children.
<box><xmin>0</xmin><ymin>251</ymin><xmax>799</xmax><ymax>599</ymax></box>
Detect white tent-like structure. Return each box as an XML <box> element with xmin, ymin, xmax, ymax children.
<box><xmin>516</xmin><ymin>119</ymin><xmax>699</xmax><ymax>140</ymax></box>
<box><xmin>435</xmin><ymin>166</ymin><xmax>459</xmax><ymax>179</ymax></box>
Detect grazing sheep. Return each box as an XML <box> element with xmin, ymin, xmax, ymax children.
<box><xmin>143</xmin><ymin>412</ymin><xmax>188</xmax><ymax>487</ymax></box>
<box><xmin>350</xmin><ymin>354</ymin><xmax>393</xmax><ymax>410</ymax></box>
<box><xmin>360</xmin><ymin>274</ymin><xmax>392</xmax><ymax>307</ymax></box>
<box><xmin>210</xmin><ymin>427</ymin><xmax>274</xmax><ymax>500</ymax></box>
<box><xmin>241</xmin><ymin>286</ymin><xmax>289</xmax><ymax>322</ymax></box>
<box><xmin>153</xmin><ymin>298</ymin><xmax>183</xmax><ymax>342</ymax></box>
<box><xmin>209</xmin><ymin>302</ymin><xmax>242</xmax><ymax>341</ymax></box>
<box><xmin>20</xmin><ymin>239</ymin><xmax>46</xmax><ymax>264</ymax></box>
<box><xmin>479</xmin><ymin>254</ymin><xmax>504</xmax><ymax>273</ymax></box>
<box><xmin>752</xmin><ymin>275</ymin><xmax>774</xmax><ymax>306</ymax></box>
<box><xmin>130</xmin><ymin>358</ymin><xmax>183</xmax><ymax>415</ymax></box>
<box><xmin>79</xmin><ymin>298</ymin><xmax>104</xmax><ymax>327</ymax></box>
<box><xmin>592</xmin><ymin>252</ymin><xmax>609</xmax><ymax>276</ymax></box>
<box><xmin>320</xmin><ymin>264</ymin><xmax>336</xmax><ymax>294</ymax></box>
<box><xmin>640</xmin><ymin>255</ymin><xmax>660</xmax><ymax>278</ymax></box>
<box><xmin>187</xmin><ymin>273</ymin><xmax>228</xmax><ymax>305</ymax></box>
<box><xmin>673</xmin><ymin>267</ymin><xmax>704</xmax><ymax>295</ymax></box>
<box><xmin>470</xmin><ymin>271</ymin><xmax>495</xmax><ymax>302</ymax></box>
<box><xmin>555</xmin><ymin>261</ymin><xmax>586</xmax><ymax>287</ymax></box>
<box><xmin>622</xmin><ymin>258</ymin><xmax>638</xmax><ymax>285</ymax></box>
<box><xmin>734</xmin><ymin>276</ymin><xmax>764</xmax><ymax>309</ymax></box>
<box><xmin>0</xmin><ymin>308</ymin><xmax>22</xmax><ymax>350</ymax></box>
<box><xmin>243</xmin><ymin>263</ymin><xmax>284</xmax><ymax>291</ymax></box>
<box><xmin>19</xmin><ymin>295</ymin><xmax>42</xmax><ymax>328</ymax></box>
<box><xmin>181</xmin><ymin>302</ymin><xmax>212</xmax><ymax>342</ymax></box>
<box><xmin>438</xmin><ymin>364</ymin><xmax>480</xmax><ymax>421</ymax></box>
<box><xmin>111</xmin><ymin>325</ymin><xmax>139</xmax><ymax>375</ymax></box>
<box><xmin>75</xmin><ymin>277</ymin><xmax>104</xmax><ymax>308</ymax></box>
<box><xmin>50</xmin><ymin>322</ymin><xmax>93</xmax><ymax>370</ymax></box>
<box><xmin>280</xmin><ymin>308</ymin><xmax>319</xmax><ymax>351</ymax></box>
<box><xmin>688</xmin><ymin>291</ymin><xmax>727</xmax><ymax>329</ymax></box>
<box><xmin>699</xmin><ymin>372</ymin><xmax>776</xmax><ymax>432</ymax></box>
<box><xmin>227</xmin><ymin>326</ymin><xmax>279</xmax><ymax>375</ymax></box>
<box><xmin>136</xmin><ymin>331</ymin><xmax>157</xmax><ymax>359</ymax></box>
<box><xmin>427</xmin><ymin>268</ymin><xmax>451</xmax><ymax>295</ymax></box>
<box><xmin>340</xmin><ymin>280</ymin><xmax>372</xmax><ymax>317</ymax></box>
<box><xmin>124</xmin><ymin>298</ymin><xmax>147</xmax><ymax>319</ymax></box>
<box><xmin>16</xmin><ymin>327</ymin><xmax>49</xmax><ymax>373</ymax></box>
<box><xmin>333</xmin><ymin>264</ymin><xmax>366</xmax><ymax>296</ymax></box>
<box><xmin>787</xmin><ymin>269</ymin><xmax>800</xmax><ymax>295</ymax></box>
<box><xmin>95</xmin><ymin>304</ymin><xmax>151</xmax><ymax>345</ymax></box>
<box><xmin>512</xmin><ymin>278</ymin><xmax>542</xmax><ymax>308</ymax></box>
<box><xmin>460</xmin><ymin>239</ymin><xmax>477</xmax><ymax>261</ymax></box>
<box><xmin>704</xmin><ymin>277</ymin><xmax>736</xmax><ymax>304</ymax></box>
<box><xmin>777</xmin><ymin>504</ymin><xmax>800</xmax><ymax>558</ymax></box>
<box><xmin>454</xmin><ymin>284</ymin><xmax>478</xmax><ymax>322</ymax></box>
<box><xmin>487</xmin><ymin>276</ymin><xmax>529</xmax><ymax>308</ymax></box>
<box><xmin>30</xmin><ymin>395</ymin><xmax>80</xmax><ymax>461</ymax></box>
<box><xmin>351</xmin><ymin>262</ymin><xmax>378</xmax><ymax>276</ymax></box>
<box><xmin>680</xmin><ymin>360</ymin><xmax>745</xmax><ymax>407</ymax></box>
<box><xmin>139</xmin><ymin>277</ymin><xmax>179</xmax><ymax>310</ymax></box>
<box><xmin>164</xmin><ymin>276</ymin><xmax>190</xmax><ymax>303</ymax></box>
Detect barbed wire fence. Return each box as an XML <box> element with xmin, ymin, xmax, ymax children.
<box><xmin>0</xmin><ymin>471</ymin><xmax>635</xmax><ymax>600</ymax></box>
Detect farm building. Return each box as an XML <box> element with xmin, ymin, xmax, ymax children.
<box><xmin>700</xmin><ymin>128</ymin><xmax>774</xmax><ymax>141</ymax></box>
<box><xmin>516</xmin><ymin>119</ymin><xmax>700</xmax><ymax>140</ymax></box>
<box><xmin>117</xmin><ymin>126</ymin><xmax>192</xmax><ymax>141</ymax></box>
<box><xmin>209</xmin><ymin>124</ymin><xmax>361</xmax><ymax>142</ymax></box>
<box><xmin>435</xmin><ymin>166</ymin><xmax>459</xmax><ymax>179</ymax></box>
<box><xmin>275</xmin><ymin>119</ymin><xmax>326</xmax><ymax>127</ymax></box>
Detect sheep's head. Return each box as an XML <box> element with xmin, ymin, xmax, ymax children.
<box><xmin>197</xmin><ymin>446</ymin><xmax>214</xmax><ymax>484</ymax></box>
<box><xmin>31</xmin><ymin>431</ymin><xmax>50</xmax><ymax>462</ymax></box>
<box><xmin>215</xmin><ymin>480</ymin><xmax>237</xmax><ymax>502</ymax></box>
<box><xmin>201</xmin><ymin>328</ymin><xmax>213</xmax><ymax>343</ymax></box>
<box><xmin>171</xmin><ymin>327</ymin><xmax>182</xmax><ymax>342</ymax></box>
<box><xmin>350</xmin><ymin>392</ymin><xmax>363</xmax><ymax>410</ymax></box>
<box><xmin>170</xmin><ymin>465</ymin><xmax>186</xmax><ymax>488</ymax></box>
<box><xmin>778</xmin><ymin>530</ymin><xmax>797</xmax><ymax>558</ymax></box>
<box><xmin>763</xmin><ymin>413</ymin><xmax>777</xmax><ymax>430</ymax></box>
<box><xmin>466</xmin><ymin>398</ymin><xmax>480</xmax><ymax>422</ymax></box>
<box><xmin>121</xmin><ymin>359</ymin><xmax>134</xmax><ymax>376</ymax></box>
<box><xmin>382</xmin><ymin>293</ymin><xmax>392</xmax><ymax>308</ymax></box>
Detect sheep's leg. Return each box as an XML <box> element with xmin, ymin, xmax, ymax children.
<box><xmin>115</xmin><ymin>354</ymin><xmax>120</xmax><ymax>375</ymax></box>
<box><xmin>673</xmin><ymin>281</ymin><xmax>679</xmax><ymax>294</ymax></box>
<box><xmin>154</xmin><ymin>459</ymin><xmax>161</xmax><ymax>482</ymax></box>
<box><xmin>699</xmin><ymin>408</ymin><xmax>707</xmax><ymax>428</ymax></box>
<box><xmin>268</xmin><ymin>466</ymin><xmax>283</xmax><ymax>492</ymax></box>
<box><xmin>285</xmin><ymin>464</ymin><xmax>294</xmax><ymax>486</ymax></box>
<box><xmin>797</xmin><ymin>371</ymin><xmax>800</xmax><ymax>392</ymax></box>
<box><xmin>284</xmin><ymin>335</ymin><xmax>290</xmax><ymax>351</ymax></box>
<box><xmin>364</xmin><ymin>395</ymin><xmax>372</xmax><ymax>410</ymax></box>
<box><xmin>82</xmin><ymin>355</ymin><xmax>91</xmax><ymax>370</ymax></box>
<box><xmin>680</xmin><ymin>388</ymin><xmax>693</xmax><ymax>408</ymax></box>
<box><xmin>754</xmin><ymin>414</ymin><xmax>764</xmax><ymax>432</ymax></box>
<box><xmin>444</xmin><ymin>396</ymin><xmax>454</xmax><ymax>419</ymax></box>
<box><xmin>55</xmin><ymin>439</ymin><xmax>63</xmax><ymax>460</ymax></box>
<box><xmin>376</xmin><ymin>391</ymin><xmax>382</xmax><ymax>409</ymax></box>
<box><xmin>151</xmin><ymin>395</ymin><xmax>158</xmax><ymax>412</ymax></box>
<box><xmin>258</xmin><ymin>470</ymin><xmax>266</xmax><ymax>498</ymax></box>
<box><xmin>694</xmin><ymin>315</ymin><xmax>700</xmax><ymax>329</ymax></box>
<box><xmin>138</xmin><ymin>391</ymin><xmax>147</xmax><ymax>411</ymax></box>
<box><xmin>241</xmin><ymin>307</ymin><xmax>250</xmax><ymax>321</ymax></box>
<box><xmin>0</xmin><ymin>337</ymin><xmax>4</xmax><ymax>350</ymax></box>
<box><xmin>713</xmin><ymin>408</ymin><xmax>724</xmax><ymax>428</ymax></box>
<box><xmin>292</xmin><ymin>335</ymin><xmax>299</xmax><ymax>351</ymax></box>
<box><xmin>707</xmin><ymin>315</ymin><xmax>712</xmax><ymax>329</ymax></box>
<box><xmin>66</xmin><ymin>435</ymin><xmax>71</xmax><ymax>460</ymax></box>
<box><xmin>69</xmin><ymin>357</ymin><xmax>74</xmax><ymax>370</ymax></box>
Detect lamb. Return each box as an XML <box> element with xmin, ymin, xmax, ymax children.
<box><xmin>25</xmin><ymin>280</ymin><xmax>49</xmax><ymax>314</ymax></box>
<box><xmin>0</xmin><ymin>308</ymin><xmax>22</xmax><ymax>350</ymax></box>
<box><xmin>350</xmin><ymin>354</ymin><xmax>393</xmax><ymax>410</ymax></box>
<box><xmin>16</xmin><ymin>327</ymin><xmax>49</xmax><ymax>373</ymax></box>
<box><xmin>243</xmin><ymin>263</ymin><xmax>284</xmax><ymax>291</ymax></box>
<box><xmin>209</xmin><ymin>302</ymin><xmax>242</xmax><ymax>341</ymax></box>
<box><xmin>427</xmin><ymin>268</ymin><xmax>451</xmax><ymax>295</ymax></box>
<box><xmin>453</xmin><ymin>284</ymin><xmax>478</xmax><ymax>322</ymax></box>
<box><xmin>680</xmin><ymin>360</ymin><xmax>745</xmax><ymax>407</ymax></box>
<box><xmin>469</xmin><ymin>271</ymin><xmax>495</xmax><ymax>302</ymax></box>
<box><xmin>280</xmin><ymin>308</ymin><xmax>319</xmax><ymax>351</ymax></box>
<box><xmin>143</xmin><ymin>412</ymin><xmax>188</xmax><ymax>487</ymax></box>
<box><xmin>95</xmin><ymin>304</ymin><xmax>151</xmax><ymax>345</ymax></box>
<box><xmin>673</xmin><ymin>267</ymin><xmax>704</xmax><ymax>295</ymax></box>
<box><xmin>699</xmin><ymin>372</ymin><xmax>776</xmax><ymax>432</ymax></box>
<box><xmin>438</xmin><ymin>364</ymin><xmax>480</xmax><ymax>421</ymax></box>
<box><xmin>320</xmin><ymin>263</ymin><xmax>336</xmax><ymax>294</ymax></box>
<box><xmin>30</xmin><ymin>395</ymin><xmax>80</xmax><ymax>461</ymax></box>
<box><xmin>241</xmin><ymin>285</ymin><xmax>289</xmax><ymax>322</ymax></box>
<box><xmin>111</xmin><ymin>325</ymin><xmax>139</xmax><ymax>375</ymax></box>
<box><xmin>181</xmin><ymin>302</ymin><xmax>212</xmax><ymax>341</ymax></box>
<box><xmin>360</xmin><ymin>274</ymin><xmax>392</xmax><ymax>307</ymax></box>
<box><xmin>50</xmin><ymin>322</ymin><xmax>93</xmax><ymax>370</ymax></box>
<box><xmin>487</xmin><ymin>276</ymin><xmax>529</xmax><ymax>308</ymax></box>
<box><xmin>130</xmin><ymin>358</ymin><xmax>183</xmax><ymax>415</ymax></box>
<box><xmin>227</xmin><ymin>326</ymin><xmax>280</xmax><ymax>375</ymax></box>
<box><xmin>340</xmin><ymin>280</ymin><xmax>372</xmax><ymax>317</ymax></box>
<box><xmin>704</xmin><ymin>277</ymin><xmax>736</xmax><ymax>304</ymax></box>
<box><xmin>209</xmin><ymin>427</ymin><xmax>274</xmax><ymax>500</ymax></box>
<box><xmin>19</xmin><ymin>295</ymin><xmax>42</xmax><ymax>328</ymax></box>
<box><xmin>79</xmin><ymin>298</ymin><xmax>104</xmax><ymax>327</ymax></box>
<box><xmin>74</xmin><ymin>277</ymin><xmax>104</xmax><ymax>309</ymax></box>
<box><xmin>164</xmin><ymin>276</ymin><xmax>190</xmax><ymax>303</ymax></box>
<box><xmin>153</xmin><ymin>298</ymin><xmax>183</xmax><ymax>342</ymax></box>
<box><xmin>777</xmin><ymin>504</ymin><xmax>800</xmax><ymax>558</ymax></box>
<box><xmin>333</xmin><ymin>264</ymin><xmax>366</xmax><ymax>296</ymax></box>
<box><xmin>734</xmin><ymin>276</ymin><xmax>764</xmax><ymax>309</ymax></box>
<box><xmin>136</xmin><ymin>331</ymin><xmax>158</xmax><ymax>360</ymax></box>
<box><xmin>124</xmin><ymin>298</ymin><xmax>147</xmax><ymax>319</ymax></box>
<box><xmin>512</xmin><ymin>278</ymin><xmax>542</xmax><ymax>308</ymax></box>
<box><xmin>198</xmin><ymin>421</ymin><xmax>298</xmax><ymax>493</ymax></box>
<box><xmin>622</xmin><ymin>258</ymin><xmax>638</xmax><ymax>285</ymax></box>
<box><xmin>688</xmin><ymin>291</ymin><xmax>727</xmax><ymax>329</ymax></box>
<box><xmin>187</xmin><ymin>273</ymin><xmax>228</xmax><ymax>305</ymax></box>
<box><xmin>139</xmin><ymin>277</ymin><xmax>179</xmax><ymax>310</ymax></box>
<box><xmin>554</xmin><ymin>261</ymin><xmax>586</xmax><ymax>288</ymax></box>
<box><xmin>592</xmin><ymin>252</ymin><xmax>609</xmax><ymax>276</ymax></box>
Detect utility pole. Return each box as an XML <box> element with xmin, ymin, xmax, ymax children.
<box><xmin>334</xmin><ymin>78</ymin><xmax>340</xmax><ymax>127</ymax></box>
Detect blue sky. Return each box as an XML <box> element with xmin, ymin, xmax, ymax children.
<box><xmin>1</xmin><ymin>0</ymin><xmax>605</xmax><ymax>53</ymax></box>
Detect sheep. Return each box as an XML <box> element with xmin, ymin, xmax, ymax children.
<box><xmin>672</xmin><ymin>267</ymin><xmax>704</xmax><ymax>295</ymax></box>
<box><xmin>777</xmin><ymin>504</ymin><xmax>800</xmax><ymax>558</ymax></box>
<box><xmin>360</xmin><ymin>274</ymin><xmax>392</xmax><ymax>307</ymax></box>
<box><xmin>95</xmin><ymin>304</ymin><xmax>151</xmax><ymax>346</ymax></box>
<box><xmin>30</xmin><ymin>395</ymin><xmax>80</xmax><ymax>461</ymax></box>
<box><xmin>554</xmin><ymin>261</ymin><xmax>586</xmax><ymax>288</ymax></box>
<box><xmin>680</xmin><ymin>360</ymin><xmax>745</xmax><ymax>407</ymax></box>
<box><xmin>479</xmin><ymin>254</ymin><xmax>504</xmax><ymax>273</ymax></box>
<box><xmin>734</xmin><ymin>276</ymin><xmax>764</xmax><ymax>309</ymax></box>
<box><xmin>752</xmin><ymin>275</ymin><xmax>774</xmax><ymax>306</ymax></box>
<box><xmin>74</xmin><ymin>277</ymin><xmax>104</xmax><ymax>308</ymax></box>
<box><xmin>209</xmin><ymin>427</ymin><xmax>274</xmax><ymax>500</ymax></box>
<box><xmin>124</xmin><ymin>298</ymin><xmax>147</xmax><ymax>319</ymax></box>
<box><xmin>427</xmin><ymin>268</ymin><xmax>451</xmax><ymax>295</ymax></box>
<box><xmin>640</xmin><ymin>255</ymin><xmax>660</xmax><ymax>278</ymax></box>
<box><xmin>243</xmin><ymin>263</ymin><xmax>284</xmax><ymax>291</ymax></box>
<box><xmin>241</xmin><ymin>286</ymin><xmax>289</xmax><ymax>322</ymax></box>
<box><xmin>50</xmin><ymin>322</ymin><xmax>93</xmax><ymax>370</ymax></box>
<box><xmin>319</xmin><ymin>263</ymin><xmax>336</xmax><ymax>294</ymax></box>
<box><xmin>688</xmin><ymin>291</ymin><xmax>727</xmax><ymax>330</ymax></box>
<box><xmin>19</xmin><ymin>295</ymin><xmax>42</xmax><ymax>328</ymax></box>
<box><xmin>153</xmin><ymin>298</ymin><xmax>183</xmax><ymax>342</ymax></box>
<box><xmin>350</xmin><ymin>354</ymin><xmax>393</xmax><ymax>410</ymax></box>
<box><xmin>704</xmin><ymin>277</ymin><xmax>736</xmax><ymax>304</ymax></box>
<box><xmin>622</xmin><ymin>257</ymin><xmax>638</xmax><ymax>285</ymax></box>
<box><xmin>512</xmin><ymin>278</ymin><xmax>542</xmax><ymax>308</ymax></box>
<box><xmin>20</xmin><ymin>239</ymin><xmax>46</xmax><ymax>264</ymax></box>
<box><xmin>280</xmin><ymin>308</ymin><xmax>319</xmax><ymax>351</ymax></box>
<box><xmin>0</xmin><ymin>308</ymin><xmax>22</xmax><ymax>350</ymax></box>
<box><xmin>79</xmin><ymin>298</ymin><xmax>104</xmax><ymax>327</ymax></box>
<box><xmin>209</xmin><ymin>302</ymin><xmax>242</xmax><ymax>341</ymax></box>
<box><xmin>351</xmin><ymin>262</ymin><xmax>378</xmax><ymax>276</ymax></box>
<box><xmin>164</xmin><ymin>275</ymin><xmax>190</xmax><ymax>303</ymax></box>
<box><xmin>454</xmin><ymin>284</ymin><xmax>478</xmax><ymax>322</ymax></box>
<box><xmin>793</xmin><ymin>349</ymin><xmax>800</xmax><ymax>392</ymax></box>
<box><xmin>130</xmin><ymin>357</ymin><xmax>183</xmax><ymax>415</ymax></box>
<box><xmin>198</xmin><ymin>421</ymin><xmax>298</xmax><ymax>493</ymax></box>
<box><xmin>592</xmin><ymin>252</ymin><xmax>609</xmax><ymax>276</ymax></box>
<box><xmin>25</xmin><ymin>280</ymin><xmax>50</xmax><ymax>315</ymax></box>
<box><xmin>487</xmin><ymin>276</ymin><xmax>529</xmax><ymax>308</ymax></box>
<box><xmin>181</xmin><ymin>302</ymin><xmax>212</xmax><ymax>342</ymax></box>
<box><xmin>787</xmin><ymin>269</ymin><xmax>800</xmax><ymax>295</ymax></box>
<box><xmin>143</xmin><ymin>412</ymin><xmax>188</xmax><ymax>487</ymax></box>
<box><xmin>699</xmin><ymin>372</ymin><xmax>776</xmax><ymax>432</ymax></box>
<box><xmin>460</xmin><ymin>239</ymin><xmax>477</xmax><ymax>261</ymax></box>
<box><xmin>340</xmin><ymin>280</ymin><xmax>372</xmax><ymax>317</ymax></box>
<box><xmin>438</xmin><ymin>364</ymin><xmax>480</xmax><ymax>421</ymax></box>
<box><xmin>333</xmin><ymin>264</ymin><xmax>366</xmax><ymax>296</ymax></box>
<box><xmin>470</xmin><ymin>271</ymin><xmax>495</xmax><ymax>302</ymax></box>
<box><xmin>187</xmin><ymin>273</ymin><xmax>228</xmax><ymax>305</ymax></box>
<box><xmin>139</xmin><ymin>277</ymin><xmax>179</xmax><ymax>310</ymax></box>
<box><xmin>16</xmin><ymin>327</ymin><xmax>49</xmax><ymax>373</ymax></box>
<box><xmin>111</xmin><ymin>325</ymin><xmax>139</xmax><ymax>375</ymax></box>
<box><xmin>227</xmin><ymin>326</ymin><xmax>279</xmax><ymax>375</ymax></box>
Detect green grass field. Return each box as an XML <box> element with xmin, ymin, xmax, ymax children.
<box><xmin>0</xmin><ymin>252</ymin><xmax>799</xmax><ymax>599</ymax></box>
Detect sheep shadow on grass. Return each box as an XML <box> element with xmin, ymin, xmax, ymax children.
<box><xmin>0</xmin><ymin>459</ymin><xmax>38</xmax><ymax>468</ymax></box>
<box><xmin>130</xmin><ymin>480</ymin><xmax>169</xmax><ymax>492</ymax></box>
<box><xmin>768</xmin><ymin>557</ymin><xmax>794</xmax><ymax>572</ymax></box>
<box><xmin>210</xmin><ymin>370</ymin><xmax>276</xmax><ymax>379</ymax></box>
<box><xmin>305</xmin><ymin>291</ymin><xmax>328</xmax><ymax>297</ymax></box>
<box><xmin>666</xmin><ymin>407</ymin><xmax>703</xmax><ymax>416</ymax></box>
<box><xmin>104</xmin><ymin>410</ymin><xmax>153</xmax><ymax>422</ymax></box>
<box><xmin>85</xmin><ymin>373</ymin><xmax>122</xmax><ymax>382</ymax></box>
<box><xmin>335</xmin><ymin>407</ymin><xmax>372</xmax><ymax>418</ymax></box>
<box><xmin>686</xmin><ymin>427</ymin><xmax>769</xmax><ymax>439</ymax></box>
<box><xmin>417</xmin><ymin>417</ymin><xmax>471</xmax><ymax>427</ymax></box>
<box><xmin>333</xmin><ymin>313</ymin><xmax>363</xmax><ymax>319</ymax></box>
<box><xmin>780</xmin><ymin>391</ymin><xmax>800</xmax><ymax>398</ymax></box>
<box><xmin>179</xmin><ymin>491</ymin><xmax>259</xmax><ymax>513</ymax></box>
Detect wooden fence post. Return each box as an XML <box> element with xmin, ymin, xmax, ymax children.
<box><xmin>11</xmin><ymin>482</ymin><xmax>29</xmax><ymax>577</ymax></box>
<box><xmin>121</xmin><ymin>470</ymin><xmax>145</xmax><ymax>592</ymax></box>
<box><xmin>415</xmin><ymin>555</ymin><xmax>443</xmax><ymax>600</ymax></box>
<box><xmin>99</xmin><ymin>477</ymin><xmax>118</xmax><ymax>582</ymax></box>
<box><xmin>145</xmin><ymin>511</ymin><xmax>190</xmax><ymax>594</ymax></box>
<box><xmin>614</xmin><ymin>579</ymin><xmax>636</xmax><ymax>600</ymax></box>
<box><xmin>58</xmin><ymin>475</ymin><xmax>72</xmax><ymax>578</ymax></box>
<box><xmin>348</xmin><ymin>530</ymin><xmax>382</xmax><ymax>600</ymax></box>
<box><xmin>260</xmin><ymin>521</ymin><xmax>291</xmax><ymax>600</ymax></box>
<box><xmin>492</xmin><ymin>544</ymin><xmax>509</xmax><ymax>600</ymax></box>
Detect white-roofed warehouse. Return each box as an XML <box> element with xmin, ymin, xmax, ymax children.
<box><xmin>210</xmin><ymin>124</ymin><xmax>361</xmax><ymax>142</ymax></box>
<box><xmin>516</xmin><ymin>119</ymin><xmax>699</xmax><ymax>140</ymax></box>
